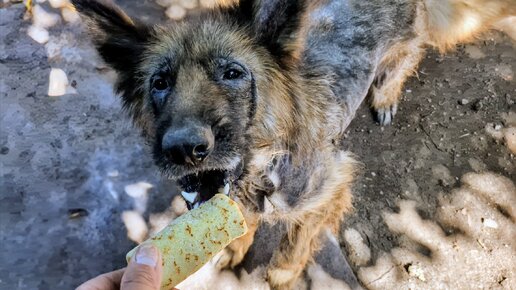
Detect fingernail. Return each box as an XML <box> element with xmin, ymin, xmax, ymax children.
<box><xmin>135</xmin><ymin>244</ymin><xmax>158</xmax><ymax>267</ymax></box>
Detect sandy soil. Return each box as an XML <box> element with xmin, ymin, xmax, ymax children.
<box><xmin>0</xmin><ymin>1</ymin><xmax>514</xmax><ymax>289</ymax></box>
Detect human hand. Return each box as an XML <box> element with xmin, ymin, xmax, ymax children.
<box><xmin>76</xmin><ymin>244</ymin><xmax>166</xmax><ymax>290</ymax></box>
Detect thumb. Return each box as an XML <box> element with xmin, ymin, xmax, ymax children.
<box><xmin>121</xmin><ymin>244</ymin><xmax>163</xmax><ymax>290</ymax></box>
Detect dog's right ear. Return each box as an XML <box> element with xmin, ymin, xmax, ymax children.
<box><xmin>72</xmin><ymin>0</ymin><xmax>152</xmax><ymax>107</ymax></box>
<box><xmin>229</xmin><ymin>0</ymin><xmax>309</xmax><ymax>65</ymax></box>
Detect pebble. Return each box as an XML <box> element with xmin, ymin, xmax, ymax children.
<box><xmin>166</xmin><ymin>4</ymin><xmax>187</xmax><ymax>20</ymax></box>
<box><xmin>124</xmin><ymin>182</ymin><xmax>153</xmax><ymax>198</ymax></box>
<box><xmin>48</xmin><ymin>0</ymin><xmax>70</xmax><ymax>8</ymax></box>
<box><xmin>180</xmin><ymin>0</ymin><xmax>198</xmax><ymax>9</ymax></box>
<box><xmin>171</xmin><ymin>195</ymin><xmax>188</xmax><ymax>216</ymax></box>
<box><xmin>27</xmin><ymin>25</ymin><xmax>49</xmax><ymax>44</ymax></box>
<box><xmin>48</xmin><ymin>68</ymin><xmax>73</xmax><ymax>96</ymax></box>
<box><xmin>107</xmin><ymin>170</ymin><xmax>119</xmax><ymax>177</ymax></box>
<box><xmin>407</xmin><ymin>264</ymin><xmax>426</xmax><ymax>281</ymax></box>
<box><xmin>482</xmin><ymin>218</ymin><xmax>498</xmax><ymax>229</ymax></box>
<box><xmin>61</xmin><ymin>6</ymin><xmax>80</xmax><ymax>23</ymax></box>
<box><xmin>32</xmin><ymin>4</ymin><xmax>60</xmax><ymax>28</ymax></box>
<box><xmin>122</xmin><ymin>211</ymin><xmax>148</xmax><ymax>244</ymax></box>
<box><xmin>156</xmin><ymin>0</ymin><xmax>175</xmax><ymax>7</ymax></box>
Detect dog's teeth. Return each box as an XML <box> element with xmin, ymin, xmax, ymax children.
<box><xmin>264</xmin><ymin>197</ymin><xmax>274</xmax><ymax>214</ymax></box>
<box><xmin>224</xmin><ymin>183</ymin><xmax>230</xmax><ymax>195</ymax></box>
<box><xmin>181</xmin><ymin>191</ymin><xmax>198</xmax><ymax>204</ymax></box>
<box><xmin>193</xmin><ymin>202</ymin><xmax>200</xmax><ymax>209</ymax></box>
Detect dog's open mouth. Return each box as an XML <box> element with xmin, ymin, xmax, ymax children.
<box><xmin>177</xmin><ymin>169</ymin><xmax>236</xmax><ymax>210</ymax></box>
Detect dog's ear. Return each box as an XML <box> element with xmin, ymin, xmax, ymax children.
<box><xmin>72</xmin><ymin>0</ymin><xmax>152</xmax><ymax>106</ymax></box>
<box><xmin>72</xmin><ymin>0</ymin><xmax>150</xmax><ymax>72</ymax></box>
<box><xmin>232</xmin><ymin>0</ymin><xmax>309</xmax><ymax>63</ymax></box>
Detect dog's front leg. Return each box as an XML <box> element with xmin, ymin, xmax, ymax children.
<box><xmin>267</xmin><ymin>216</ymin><xmax>323</xmax><ymax>290</ymax></box>
<box><xmin>215</xmin><ymin>210</ymin><xmax>259</xmax><ymax>269</ymax></box>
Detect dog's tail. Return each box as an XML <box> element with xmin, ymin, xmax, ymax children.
<box><xmin>424</xmin><ymin>0</ymin><xmax>516</xmax><ymax>51</ymax></box>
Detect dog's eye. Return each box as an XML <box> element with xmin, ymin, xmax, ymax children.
<box><xmin>151</xmin><ymin>76</ymin><xmax>171</xmax><ymax>109</ymax></box>
<box><xmin>152</xmin><ymin>78</ymin><xmax>169</xmax><ymax>91</ymax></box>
<box><xmin>222</xmin><ymin>69</ymin><xmax>242</xmax><ymax>80</ymax></box>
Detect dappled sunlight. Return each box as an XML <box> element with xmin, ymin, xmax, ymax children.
<box><xmin>354</xmin><ymin>172</ymin><xmax>515</xmax><ymax>289</ymax></box>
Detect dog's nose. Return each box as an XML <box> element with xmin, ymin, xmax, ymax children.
<box><xmin>162</xmin><ymin>126</ymin><xmax>214</xmax><ymax>165</ymax></box>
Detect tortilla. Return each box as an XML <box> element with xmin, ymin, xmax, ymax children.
<box><xmin>126</xmin><ymin>194</ymin><xmax>248</xmax><ymax>289</ymax></box>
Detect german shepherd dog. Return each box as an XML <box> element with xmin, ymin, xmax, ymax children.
<box><xmin>72</xmin><ymin>0</ymin><xmax>514</xmax><ymax>288</ymax></box>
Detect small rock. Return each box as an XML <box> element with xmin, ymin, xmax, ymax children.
<box><xmin>166</xmin><ymin>5</ymin><xmax>187</xmax><ymax>20</ymax></box>
<box><xmin>32</xmin><ymin>4</ymin><xmax>60</xmax><ymax>28</ymax></box>
<box><xmin>61</xmin><ymin>6</ymin><xmax>80</xmax><ymax>23</ymax></box>
<box><xmin>68</xmin><ymin>208</ymin><xmax>88</xmax><ymax>219</ymax></box>
<box><xmin>124</xmin><ymin>182</ymin><xmax>153</xmax><ymax>198</ymax></box>
<box><xmin>107</xmin><ymin>170</ymin><xmax>119</xmax><ymax>177</ymax></box>
<box><xmin>48</xmin><ymin>68</ymin><xmax>76</xmax><ymax>96</ymax></box>
<box><xmin>49</xmin><ymin>0</ymin><xmax>70</xmax><ymax>8</ymax></box>
<box><xmin>180</xmin><ymin>0</ymin><xmax>198</xmax><ymax>9</ymax></box>
<box><xmin>485</xmin><ymin>123</ymin><xmax>504</xmax><ymax>140</ymax></box>
<box><xmin>27</xmin><ymin>25</ymin><xmax>49</xmax><ymax>44</ymax></box>
<box><xmin>122</xmin><ymin>211</ymin><xmax>148</xmax><ymax>244</ymax></box>
<box><xmin>125</xmin><ymin>182</ymin><xmax>153</xmax><ymax>214</ymax></box>
<box><xmin>482</xmin><ymin>218</ymin><xmax>498</xmax><ymax>229</ymax></box>
<box><xmin>460</xmin><ymin>98</ymin><xmax>469</xmax><ymax>105</ymax></box>
<box><xmin>171</xmin><ymin>195</ymin><xmax>188</xmax><ymax>216</ymax></box>
<box><xmin>407</xmin><ymin>264</ymin><xmax>426</xmax><ymax>281</ymax></box>
<box><xmin>156</xmin><ymin>0</ymin><xmax>175</xmax><ymax>7</ymax></box>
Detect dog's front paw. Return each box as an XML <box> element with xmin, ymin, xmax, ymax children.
<box><xmin>214</xmin><ymin>247</ymin><xmax>247</xmax><ymax>270</ymax></box>
<box><xmin>214</xmin><ymin>228</ymin><xmax>255</xmax><ymax>270</ymax></box>
<box><xmin>214</xmin><ymin>248</ymin><xmax>232</xmax><ymax>269</ymax></box>
<box><xmin>214</xmin><ymin>248</ymin><xmax>235</xmax><ymax>270</ymax></box>
<box><xmin>267</xmin><ymin>265</ymin><xmax>301</xmax><ymax>290</ymax></box>
<box><xmin>375</xmin><ymin>103</ymin><xmax>398</xmax><ymax>126</ymax></box>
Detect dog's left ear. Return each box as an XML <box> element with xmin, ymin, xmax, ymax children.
<box><xmin>232</xmin><ymin>0</ymin><xmax>309</xmax><ymax>63</ymax></box>
<box><xmin>72</xmin><ymin>0</ymin><xmax>152</xmax><ymax>106</ymax></box>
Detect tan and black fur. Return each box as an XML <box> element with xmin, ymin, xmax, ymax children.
<box><xmin>72</xmin><ymin>0</ymin><xmax>515</xmax><ymax>288</ymax></box>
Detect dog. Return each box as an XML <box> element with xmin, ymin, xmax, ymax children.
<box><xmin>72</xmin><ymin>0</ymin><xmax>514</xmax><ymax>288</ymax></box>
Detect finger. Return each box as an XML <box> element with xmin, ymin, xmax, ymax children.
<box><xmin>76</xmin><ymin>268</ymin><xmax>125</xmax><ymax>290</ymax></box>
<box><xmin>121</xmin><ymin>244</ymin><xmax>163</xmax><ymax>290</ymax></box>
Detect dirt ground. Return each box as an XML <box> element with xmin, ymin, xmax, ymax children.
<box><xmin>341</xmin><ymin>31</ymin><xmax>516</xmax><ymax>289</ymax></box>
<box><xmin>0</xmin><ymin>1</ymin><xmax>514</xmax><ymax>289</ymax></box>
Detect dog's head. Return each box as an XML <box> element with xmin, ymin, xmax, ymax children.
<box><xmin>73</xmin><ymin>0</ymin><xmax>308</xmax><ymax>208</ymax></box>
